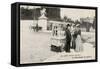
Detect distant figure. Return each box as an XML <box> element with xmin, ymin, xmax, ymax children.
<box><xmin>64</xmin><ymin>24</ymin><xmax>71</xmax><ymax>52</ymax></box>
<box><xmin>36</xmin><ymin>23</ymin><xmax>38</xmax><ymax>32</ymax></box>
<box><xmin>75</xmin><ymin>24</ymin><xmax>83</xmax><ymax>52</ymax></box>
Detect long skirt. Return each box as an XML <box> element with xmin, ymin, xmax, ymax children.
<box><xmin>75</xmin><ymin>35</ymin><xmax>83</xmax><ymax>52</ymax></box>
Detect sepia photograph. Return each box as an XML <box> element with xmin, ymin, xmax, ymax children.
<box><xmin>19</xmin><ymin>4</ymin><xmax>97</xmax><ymax>64</ymax></box>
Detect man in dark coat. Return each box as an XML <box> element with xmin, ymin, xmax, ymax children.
<box><xmin>72</xmin><ymin>25</ymin><xmax>77</xmax><ymax>49</ymax></box>
<box><xmin>64</xmin><ymin>24</ymin><xmax>71</xmax><ymax>52</ymax></box>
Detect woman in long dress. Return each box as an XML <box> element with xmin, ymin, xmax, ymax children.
<box><xmin>75</xmin><ymin>26</ymin><xmax>83</xmax><ymax>52</ymax></box>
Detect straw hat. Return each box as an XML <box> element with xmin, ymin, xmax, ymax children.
<box><xmin>76</xmin><ymin>24</ymin><xmax>80</xmax><ymax>27</ymax></box>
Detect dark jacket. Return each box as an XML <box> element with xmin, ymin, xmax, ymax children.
<box><xmin>73</xmin><ymin>29</ymin><xmax>81</xmax><ymax>39</ymax></box>
<box><xmin>65</xmin><ymin>29</ymin><xmax>71</xmax><ymax>42</ymax></box>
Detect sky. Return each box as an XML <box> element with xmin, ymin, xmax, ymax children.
<box><xmin>20</xmin><ymin>5</ymin><xmax>41</xmax><ymax>9</ymax></box>
<box><xmin>60</xmin><ymin>8</ymin><xmax>95</xmax><ymax>21</ymax></box>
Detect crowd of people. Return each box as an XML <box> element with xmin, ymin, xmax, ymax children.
<box><xmin>64</xmin><ymin>23</ymin><xmax>83</xmax><ymax>52</ymax></box>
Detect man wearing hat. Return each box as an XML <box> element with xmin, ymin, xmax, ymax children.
<box><xmin>64</xmin><ymin>24</ymin><xmax>71</xmax><ymax>52</ymax></box>
<box><xmin>71</xmin><ymin>24</ymin><xmax>77</xmax><ymax>49</ymax></box>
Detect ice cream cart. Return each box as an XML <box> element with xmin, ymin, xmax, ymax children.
<box><xmin>50</xmin><ymin>22</ymin><xmax>67</xmax><ymax>52</ymax></box>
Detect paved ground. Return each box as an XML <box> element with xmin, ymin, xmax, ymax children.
<box><xmin>20</xmin><ymin>20</ymin><xmax>95</xmax><ymax>64</ymax></box>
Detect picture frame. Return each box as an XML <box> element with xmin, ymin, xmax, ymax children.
<box><xmin>11</xmin><ymin>2</ymin><xmax>98</xmax><ymax>67</ymax></box>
